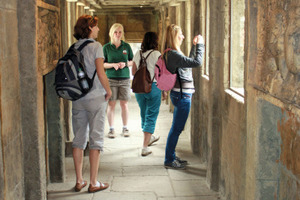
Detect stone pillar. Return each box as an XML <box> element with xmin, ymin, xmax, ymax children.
<box><xmin>1</xmin><ymin>0</ymin><xmax>24</xmax><ymax>199</ymax></box>
<box><xmin>18</xmin><ymin>0</ymin><xmax>47</xmax><ymax>199</ymax></box>
<box><xmin>190</xmin><ymin>0</ymin><xmax>201</xmax><ymax>155</ymax></box>
<box><xmin>68</xmin><ymin>2</ymin><xmax>77</xmax><ymax>45</ymax></box>
<box><xmin>0</xmin><ymin>110</ymin><xmax>3</xmax><ymax>200</ymax></box>
<box><xmin>184</xmin><ymin>0</ymin><xmax>191</xmax><ymax>56</ymax></box>
<box><xmin>77</xmin><ymin>4</ymin><xmax>84</xmax><ymax>17</ymax></box>
<box><xmin>206</xmin><ymin>0</ymin><xmax>223</xmax><ymax>191</ymax></box>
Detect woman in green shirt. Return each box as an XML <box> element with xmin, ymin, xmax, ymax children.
<box><xmin>103</xmin><ymin>23</ymin><xmax>133</xmax><ymax>138</ymax></box>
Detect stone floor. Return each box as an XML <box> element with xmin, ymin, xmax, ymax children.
<box><xmin>47</xmin><ymin>94</ymin><xmax>220</xmax><ymax>200</ymax></box>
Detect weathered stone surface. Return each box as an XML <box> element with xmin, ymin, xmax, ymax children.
<box><xmin>277</xmin><ymin>110</ymin><xmax>300</xmax><ymax>179</ymax></box>
<box><xmin>0</xmin><ymin>2</ymin><xmax>23</xmax><ymax>200</ymax></box>
<box><xmin>45</xmin><ymin>70</ymin><xmax>65</xmax><ymax>183</ymax></box>
<box><xmin>98</xmin><ymin>14</ymin><xmax>157</xmax><ymax>44</ymax></box>
<box><xmin>278</xmin><ymin>168</ymin><xmax>300</xmax><ymax>200</ymax></box>
<box><xmin>37</xmin><ymin>7</ymin><xmax>60</xmax><ymax>75</ymax></box>
<box><xmin>4</xmin><ymin>138</ymin><xmax>24</xmax><ymax>200</ymax></box>
<box><xmin>254</xmin><ymin>1</ymin><xmax>300</xmax><ymax>106</ymax></box>
<box><xmin>0</xmin><ymin>117</ymin><xmax>3</xmax><ymax>200</ymax></box>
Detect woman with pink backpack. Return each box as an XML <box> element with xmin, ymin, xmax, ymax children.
<box><xmin>163</xmin><ymin>24</ymin><xmax>205</xmax><ymax>169</ymax></box>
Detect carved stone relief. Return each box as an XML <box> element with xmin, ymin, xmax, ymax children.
<box><xmin>37</xmin><ymin>7</ymin><xmax>60</xmax><ymax>75</ymax></box>
<box><xmin>257</xmin><ymin>0</ymin><xmax>300</xmax><ymax>105</ymax></box>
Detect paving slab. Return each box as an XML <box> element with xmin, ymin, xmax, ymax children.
<box><xmin>47</xmin><ymin>94</ymin><xmax>220</xmax><ymax>200</ymax></box>
<box><xmin>92</xmin><ymin>192</ymin><xmax>157</xmax><ymax>200</ymax></box>
<box><xmin>111</xmin><ymin>176</ymin><xmax>174</xmax><ymax>197</ymax></box>
<box><xmin>172</xmin><ymin>179</ymin><xmax>218</xmax><ymax>196</ymax></box>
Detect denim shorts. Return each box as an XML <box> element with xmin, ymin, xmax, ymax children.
<box><xmin>109</xmin><ymin>79</ymin><xmax>131</xmax><ymax>101</ymax></box>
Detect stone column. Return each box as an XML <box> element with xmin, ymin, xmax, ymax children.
<box><xmin>18</xmin><ymin>0</ymin><xmax>47</xmax><ymax>199</ymax></box>
<box><xmin>0</xmin><ymin>112</ymin><xmax>3</xmax><ymax>200</ymax></box>
<box><xmin>190</xmin><ymin>0</ymin><xmax>201</xmax><ymax>155</ymax></box>
<box><xmin>184</xmin><ymin>0</ymin><xmax>191</xmax><ymax>56</ymax></box>
<box><xmin>206</xmin><ymin>0</ymin><xmax>223</xmax><ymax>191</ymax></box>
<box><xmin>77</xmin><ymin>4</ymin><xmax>84</xmax><ymax>17</ymax></box>
<box><xmin>68</xmin><ymin>2</ymin><xmax>77</xmax><ymax>44</ymax></box>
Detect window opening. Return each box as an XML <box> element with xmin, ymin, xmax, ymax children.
<box><xmin>204</xmin><ymin>0</ymin><xmax>210</xmax><ymax>76</ymax></box>
<box><xmin>229</xmin><ymin>0</ymin><xmax>245</xmax><ymax>96</ymax></box>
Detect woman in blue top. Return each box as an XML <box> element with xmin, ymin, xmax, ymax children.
<box><xmin>132</xmin><ymin>32</ymin><xmax>161</xmax><ymax>156</ymax></box>
<box><xmin>163</xmin><ymin>24</ymin><xmax>205</xmax><ymax>169</ymax></box>
<box><xmin>72</xmin><ymin>15</ymin><xmax>111</xmax><ymax>193</ymax></box>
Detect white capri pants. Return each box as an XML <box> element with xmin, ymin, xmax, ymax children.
<box><xmin>72</xmin><ymin>95</ymin><xmax>107</xmax><ymax>151</ymax></box>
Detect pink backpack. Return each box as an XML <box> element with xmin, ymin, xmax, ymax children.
<box><xmin>154</xmin><ymin>48</ymin><xmax>177</xmax><ymax>91</ymax></box>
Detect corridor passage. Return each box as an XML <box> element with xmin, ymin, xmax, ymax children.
<box><xmin>47</xmin><ymin>94</ymin><xmax>220</xmax><ymax>200</ymax></box>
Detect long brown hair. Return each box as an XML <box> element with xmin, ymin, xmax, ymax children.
<box><xmin>73</xmin><ymin>15</ymin><xmax>98</xmax><ymax>40</ymax></box>
<box><xmin>141</xmin><ymin>32</ymin><xmax>158</xmax><ymax>53</ymax></box>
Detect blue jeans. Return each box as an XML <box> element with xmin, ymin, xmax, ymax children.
<box><xmin>135</xmin><ymin>83</ymin><xmax>161</xmax><ymax>134</ymax></box>
<box><xmin>164</xmin><ymin>91</ymin><xmax>192</xmax><ymax>164</ymax></box>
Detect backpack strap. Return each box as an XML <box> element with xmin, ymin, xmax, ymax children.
<box><xmin>77</xmin><ymin>40</ymin><xmax>93</xmax><ymax>51</ymax></box>
<box><xmin>76</xmin><ymin>40</ymin><xmax>96</xmax><ymax>81</ymax></box>
<box><xmin>145</xmin><ymin>50</ymin><xmax>154</xmax><ymax>59</ymax></box>
<box><xmin>176</xmin><ymin>70</ymin><xmax>183</xmax><ymax>98</ymax></box>
<box><xmin>140</xmin><ymin>50</ymin><xmax>155</xmax><ymax>82</ymax></box>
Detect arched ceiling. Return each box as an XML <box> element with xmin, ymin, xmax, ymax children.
<box><xmin>82</xmin><ymin>0</ymin><xmax>183</xmax><ymax>15</ymax></box>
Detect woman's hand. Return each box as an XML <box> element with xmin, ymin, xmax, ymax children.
<box><xmin>105</xmin><ymin>89</ymin><xmax>112</xmax><ymax>101</ymax></box>
<box><xmin>118</xmin><ymin>62</ymin><xmax>126</xmax><ymax>69</ymax></box>
<box><xmin>113</xmin><ymin>63</ymin><xmax>119</xmax><ymax>70</ymax></box>
<box><xmin>162</xmin><ymin>91</ymin><xmax>168</xmax><ymax>101</ymax></box>
<box><xmin>193</xmin><ymin>34</ymin><xmax>204</xmax><ymax>45</ymax></box>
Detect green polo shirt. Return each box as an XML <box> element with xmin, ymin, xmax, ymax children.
<box><xmin>103</xmin><ymin>40</ymin><xmax>133</xmax><ymax>79</ymax></box>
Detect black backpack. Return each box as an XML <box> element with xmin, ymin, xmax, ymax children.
<box><xmin>54</xmin><ymin>40</ymin><xmax>96</xmax><ymax>101</ymax></box>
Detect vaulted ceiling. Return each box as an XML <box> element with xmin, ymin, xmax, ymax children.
<box><xmin>83</xmin><ymin>0</ymin><xmax>184</xmax><ymax>14</ymax></box>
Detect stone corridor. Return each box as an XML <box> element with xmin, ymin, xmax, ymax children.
<box><xmin>47</xmin><ymin>94</ymin><xmax>220</xmax><ymax>200</ymax></box>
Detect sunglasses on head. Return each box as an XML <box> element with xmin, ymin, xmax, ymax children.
<box><xmin>89</xmin><ymin>16</ymin><xmax>95</xmax><ymax>24</ymax></box>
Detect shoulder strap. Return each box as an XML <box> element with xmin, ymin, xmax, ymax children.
<box><xmin>140</xmin><ymin>50</ymin><xmax>154</xmax><ymax>60</ymax></box>
<box><xmin>176</xmin><ymin>70</ymin><xmax>183</xmax><ymax>97</ymax></box>
<box><xmin>80</xmin><ymin>40</ymin><xmax>96</xmax><ymax>80</ymax></box>
<box><xmin>140</xmin><ymin>50</ymin><xmax>155</xmax><ymax>83</ymax></box>
<box><xmin>77</xmin><ymin>40</ymin><xmax>94</xmax><ymax>51</ymax></box>
<box><xmin>145</xmin><ymin>50</ymin><xmax>154</xmax><ymax>60</ymax></box>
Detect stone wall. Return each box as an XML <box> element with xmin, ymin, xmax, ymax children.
<box><xmin>37</xmin><ymin>0</ymin><xmax>65</xmax><ymax>184</ymax></box>
<box><xmin>97</xmin><ymin>14</ymin><xmax>159</xmax><ymax>45</ymax></box>
<box><xmin>192</xmin><ymin>0</ymin><xmax>300</xmax><ymax>199</ymax></box>
<box><xmin>0</xmin><ymin>0</ymin><xmax>24</xmax><ymax>199</ymax></box>
<box><xmin>246</xmin><ymin>1</ymin><xmax>300</xmax><ymax>199</ymax></box>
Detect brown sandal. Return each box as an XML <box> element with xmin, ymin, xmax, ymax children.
<box><xmin>88</xmin><ymin>182</ymin><xmax>109</xmax><ymax>193</ymax></box>
<box><xmin>74</xmin><ymin>180</ymin><xmax>87</xmax><ymax>192</ymax></box>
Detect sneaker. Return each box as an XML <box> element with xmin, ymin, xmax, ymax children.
<box><xmin>148</xmin><ymin>135</ymin><xmax>160</xmax><ymax>146</ymax></box>
<box><xmin>175</xmin><ymin>156</ymin><xmax>188</xmax><ymax>165</ymax></box>
<box><xmin>164</xmin><ymin>160</ymin><xmax>186</xmax><ymax>170</ymax></box>
<box><xmin>108</xmin><ymin>129</ymin><xmax>115</xmax><ymax>138</ymax></box>
<box><xmin>141</xmin><ymin>147</ymin><xmax>152</xmax><ymax>156</ymax></box>
<box><xmin>122</xmin><ymin>128</ymin><xmax>130</xmax><ymax>137</ymax></box>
